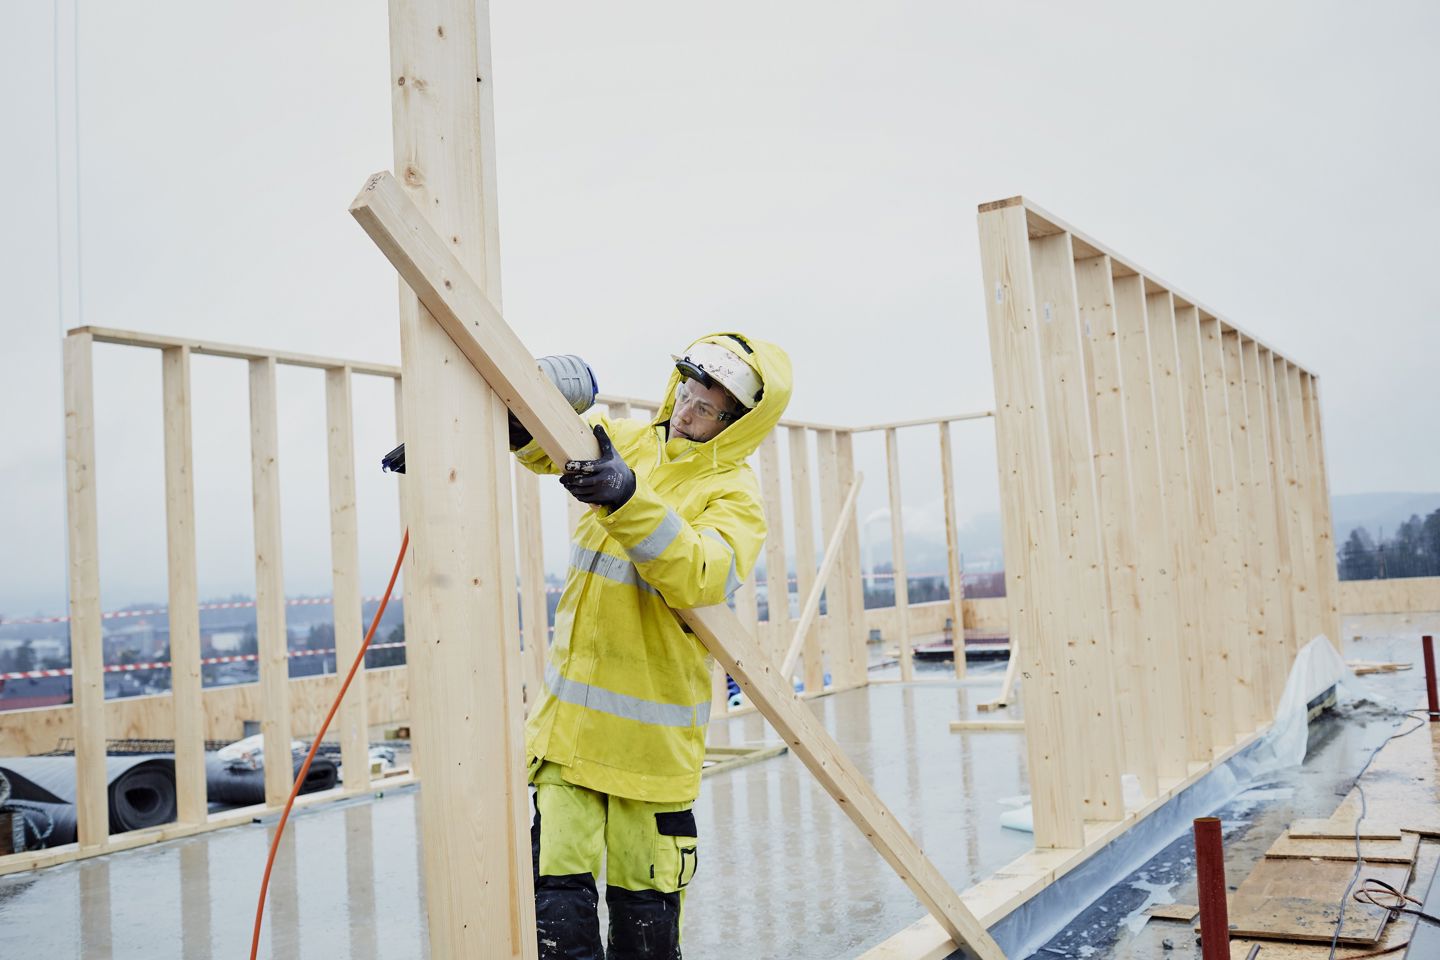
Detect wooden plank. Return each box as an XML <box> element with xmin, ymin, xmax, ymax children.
<box><xmin>161</xmin><ymin>346</ymin><xmax>206</xmax><ymax>824</ymax></box>
<box><xmin>325</xmin><ymin>366</ymin><xmax>370</xmax><ymax>790</ymax></box>
<box><xmin>1147</xmin><ymin>292</ymin><xmax>1214</xmax><ymax>761</ymax></box>
<box><xmin>1264</xmin><ymin>832</ymin><xmax>1419</xmax><ymax>863</ymax></box>
<box><xmin>1147</xmin><ymin>903</ymin><xmax>1199</xmax><ymax>922</ymax></box>
<box><xmin>1029</xmin><ymin>232</ymin><xmax>1124</xmax><ymax>820</ymax></box>
<box><xmin>1224</xmin><ymin>895</ymin><xmax>1388</xmax><ymax>945</ymax></box>
<box><xmin>353</xmin><ymin>165</ymin><xmax>1004</xmax><ymax>960</ymax></box>
<box><xmin>781</xmin><ymin>475</ymin><xmax>863</xmax><ymax>680</ymax></box>
<box><xmin>816</xmin><ymin>429</ymin><xmax>848</xmax><ymax>689</ymax></box>
<box><xmin>1173</xmin><ymin>305</ymin><xmax>1234</xmax><ymax>751</ymax></box>
<box><xmin>938</xmin><ymin>422</ymin><xmax>967</xmax><ymax>680</ymax></box>
<box><xmin>757</xmin><ymin>430</ymin><xmax>789</xmax><ymax>662</ymax></box>
<box><xmin>1112</xmin><ymin>276</ymin><xmax>1190</xmax><ymax>778</ymax></box>
<box><xmin>884</xmin><ymin>428</ymin><xmax>914</xmax><ymax>682</ymax></box>
<box><xmin>391</xmin><ymin>376</ymin><xmax>415</xmax><ymax>777</ymax></box>
<box><xmin>1303</xmin><ymin>375</ymin><xmax>1342</xmax><ymax>643</ymax></box>
<box><xmin>248</xmin><ymin>357</ymin><xmax>294</xmax><ymax>808</ymax></box>
<box><xmin>1075</xmin><ymin>254</ymin><xmax>1156</xmax><ymax>798</ymax></box>
<box><xmin>949</xmin><ymin>720</ymin><xmax>1025</xmax><ymax>732</ymax></box>
<box><xmin>835</xmin><ymin>431</ymin><xmax>869</xmax><ymax>687</ymax></box>
<box><xmin>1282</xmin><ymin>361</ymin><xmax>1321</xmax><ymax>646</ymax></box>
<box><xmin>1246</xmin><ymin>340</ymin><xmax>1292</xmax><ymax>709</ymax></box>
<box><xmin>1222</xmin><ymin>331</ymin><xmax>1272</xmax><ymax>726</ymax></box>
<box><xmin>977</xmin><ymin>202</ymin><xmax>1086</xmax><ymax>847</ymax></box>
<box><xmin>1288</xmin><ymin>819</ymin><xmax>1402</xmax><ymax>840</ymax></box>
<box><xmin>74</xmin><ymin>325</ymin><xmax>402</xmax><ymax>377</ymax></box>
<box><xmin>787</xmin><ymin>427</ymin><xmax>823</xmax><ymax>693</ymax></box>
<box><xmin>63</xmin><ymin>331</ymin><xmax>108</xmax><ymax>849</ymax></box>
<box><xmin>1264</xmin><ymin>351</ymin><xmax>1303</xmax><ymax>664</ymax></box>
<box><xmin>851</xmin><ymin>410</ymin><xmax>994</xmax><ymax>432</ymax></box>
<box><xmin>514</xmin><ymin>462</ymin><xmax>548</xmax><ymax>714</ymax></box>
<box><xmin>380</xmin><ymin>2</ymin><xmax>536</xmax><ymax>954</ymax></box>
<box><xmin>1200</xmin><ymin>316</ymin><xmax>1255</xmax><ymax>736</ymax></box>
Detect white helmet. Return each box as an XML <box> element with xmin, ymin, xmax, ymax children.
<box><xmin>673</xmin><ymin>338</ymin><xmax>764</xmax><ymax>410</ymax></box>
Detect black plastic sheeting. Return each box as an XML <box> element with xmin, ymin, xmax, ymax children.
<box><xmin>0</xmin><ymin>751</ymin><xmax>339</xmax><ymax>848</ymax></box>
<box><xmin>204</xmin><ymin>754</ymin><xmax>338</xmax><ymax>806</ymax></box>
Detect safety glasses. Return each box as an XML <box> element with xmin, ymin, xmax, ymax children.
<box><xmin>674</xmin><ymin>380</ymin><xmax>738</xmax><ymax>425</ymax></box>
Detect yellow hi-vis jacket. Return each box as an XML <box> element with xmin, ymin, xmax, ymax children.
<box><xmin>516</xmin><ymin>333</ymin><xmax>792</xmax><ymax>804</ymax></box>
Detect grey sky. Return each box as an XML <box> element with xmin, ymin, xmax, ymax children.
<box><xmin>2</xmin><ymin>1</ymin><xmax>1437</xmax><ymax>619</ymax></box>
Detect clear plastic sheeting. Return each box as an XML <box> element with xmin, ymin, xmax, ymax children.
<box><xmin>982</xmin><ymin>634</ymin><xmax>1351</xmax><ymax>960</ymax></box>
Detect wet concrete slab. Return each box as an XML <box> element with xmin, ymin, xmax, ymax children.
<box><xmin>1</xmin><ymin>659</ymin><xmax>1038</xmax><ymax>959</ymax></box>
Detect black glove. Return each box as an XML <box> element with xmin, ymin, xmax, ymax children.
<box><xmin>560</xmin><ymin>425</ymin><xmax>636</xmax><ymax>509</ymax></box>
<box><xmin>508</xmin><ymin>412</ymin><xmax>532</xmax><ymax>450</ymax></box>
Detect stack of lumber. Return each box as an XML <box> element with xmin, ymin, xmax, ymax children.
<box><xmin>1346</xmin><ymin>660</ymin><xmax>1413</xmax><ymax>676</ymax></box>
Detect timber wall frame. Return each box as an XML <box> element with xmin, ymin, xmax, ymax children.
<box><xmin>0</xmin><ymin>323</ymin><xmax>997</xmax><ymax>879</ymax></box>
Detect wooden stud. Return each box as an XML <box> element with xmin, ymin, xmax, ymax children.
<box><xmin>1249</xmin><ymin>345</ymin><xmax>1296</xmax><ymax>705</ymax></box>
<box><xmin>391</xmin><ymin>375</ymin><xmax>415</xmax><ymax>775</ymax></box>
<box><xmin>977</xmin><ymin>202</ymin><xmax>1086</xmax><ymax>848</ymax></box>
<box><xmin>1266</xmin><ymin>352</ymin><xmax>1305</xmax><ymax>662</ymax></box>
<box><xmin>514</xmin><ymin>461</ymin><xmax>548</xmax><ymax>714</ymax></box>
<box><xmin>816</xmin><ymin>429</ymin><xmax>847</xmax><ymax>689</ymax></box>
<box><xmin>1074</xmin><ymin>254</ymin><xmax>1157</xmax><ymax>799</ymax></box>
<box><xmin>1173</xmin><ymin>306</ymin><xmax>1234</xmax><ymax>751</ymax></box>
<box><xmin>1255</xmin><ymin>346</ymin><xmax>1298</xmax><ymax>695</ymax></box>
<box><xmin>787</xmin><ymin>427</ymin><xmax>823</xmax><ymax>693</ymax></box>
<box><xmin>1199</xmin><ymin>317</ymin><xmax>1254</xmax><ymax>737</ymax></box>
<box><xmin>355</xmin><ymin>169</ymin><xmax>1004</xmax><ymax>960</ymax></box>
<box><xmin>325</xmin><ymin>366</ymin><xmax>370</xmax><ymax>791</ymax></box>
<box><xmin>938</xmin><ymin>422</ymin><xmax>966</xmax><ymax>680</ymax></box>
<box><xmin>1303</xmin><ymin>375</ymin><xmax>1342</xmax><ymax>644</ymax></box>
<box><xmin>781</xmin><ymin>475</ymin><xmax>863</xmax><ymax>680</ymax></box>
<box><xmin>1111</xmin><ymin>276</ymin><xmax>1189</xmax><ymax>779</ymax></box>
<box><xmin>883</xmin><ymin>428</ymin><xmax>914</xmax><ymax>682</ymax></box>
<box><xmin>1146</xmin><ymin>292</ymin><xmax>1214</xmax><ymax>761</ymax></box>
<box><xmin>380</xmin><ymin>2</ymin><xmax>537</xmax><ymax>954</ymax></box>
<box><xmin>1029</xmin><ymin>232</ymin><xmax>1124</xmax><ymax>820</ymax></box>
<box><xmin>63</xmin><ymin>331</ymin><xmax>108</xmax><ymax>849</ymax></box>
<box><xmin>248</xmin><ymin>357</ymin><xmax>294</xmax><ymax>808</ymax></box>
<box><xmin>161</xmin><ymin>346</ymin><xmax>206</xmax><ymax>824</ymax></box>
<box><xmin>1221</xmin><ymin>331</ymin><xmax>1271</xmax><ymax>727</ymax></box>
<box><xmin>757</xmin><ymin>430</ymin><xmax>789</xmax><ymax>662</ymax></box>
<box><xmin>1285</xmin><ymin>362</ymin><xmax>1321</xmax><ymax>646</ymax></box>
<box><xmin>836</xmin><ymin>431</ymin><xmax>869</xmax><ymax>686</ymax></box>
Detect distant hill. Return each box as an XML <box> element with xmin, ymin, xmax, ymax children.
<box><xmin>1331</xmin><ymin>492</ymin><xmax>1440</xmax><ymax>541</ymax></box>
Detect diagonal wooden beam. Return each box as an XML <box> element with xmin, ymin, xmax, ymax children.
<box><xmin>350</xmin><ymin>169</ymin><xmax>1006</xmax><ymax>960</ymax></box>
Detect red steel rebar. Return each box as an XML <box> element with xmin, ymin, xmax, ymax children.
<box><xmin>1193</xmin><ymin>817</ymin><xmax>1230</xmax><ymax>960</ymax></box>
<box><xmin>1424</xmin><ymin>635</ymin><xmax>1438</xmax><ymax>722</ymax></box>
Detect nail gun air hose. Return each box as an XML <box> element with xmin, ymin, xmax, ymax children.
<box><xmin>249</xmin><ymin>528</ymin><xmax>410</xmax><ymax>960</ymax></box>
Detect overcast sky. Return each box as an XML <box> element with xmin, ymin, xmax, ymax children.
<box><xmin>2</xmin><ymin>0</ymin><xmax>1437</xmax><ymax>619</ymax></box>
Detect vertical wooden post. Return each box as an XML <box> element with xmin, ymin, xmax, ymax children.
<box><xmin>883</xmin><ymin>428</ymin><xmax>914</xmax><ymax>682</ymax></box>
<box><xmin>1112</xmin><ymin>276</ymin><xmax>1190</xmax><ymax>779</ymax></box>
<box><xmin>1199</xmin><ymin>317</ymin><xmax>1253</xmax><ymax>737</ymax></box>
<box><xmin>1284</xmin><ymin>363</ymin><xmax>1320</xmax><ymax>645</ymax></box>
<box><xmin>1075</xmin><ymin>255</ymin><xmax>1157</xmax><ymax>798</ymax></box>
<box><xmin>326</xmin><ymin>366</ymin><xmax>370</xmax><ymax>789</ymax></box>
<box><xmin>836</xmin><ymin>431</ymin><xmax>867</xmax><ymax>686</ymax></box>
<box><xmin>162</xmin><ymin>345</ymin><xmax>206</xmax><ymax>823</ymax></box>
<box><xmin>757</xmin><ymin>430</ymin><xmax>789</xmax><ymax>662</ymax></box>
<box><xmin>1257</xmin><ymin>348</ymin><xmax>1299</xmax><ymax>686</ymax></box>
<box><xmin>816</xmin><ymin>428</ymin><xmax>848</xmax><ymax>689</ymax></box>
<box><xmin>977</xmin><ymin>201</ymin><xmax>1085</xmax><ymax>848</ymax></box>
<box><xmin>514</xmin><ymin>462</ymin><xmax>548</xmax><ymax>713</ymax></box>
<box><xmin>1241</xmin><ymin>339</ymin><xmax>1286</xmax><ymax>713</ymax></box>
<box><xmin>1029</xmin><ymin>233</ymin><xmax>1123</xmax><ymax>819</ymax></box>
<box><xmin>1270</xmin><ymin>354</ymin><xmax>1308</xmax><ymax>657</ymax></box>
<box><xmin>938</xmin><ymin>422</ymin><xmax>966</xmax><ymax>680</ymax></box>
<box><xmin>1146</xmin><ymin>292</ymin><xmax>1213</xmax><ymax>761</ymax></box>
<box><xmin>248</xmin><ymin>356</ymin><xmax>293</xmax><ymax>808</ymax></box>
<box><xmin>386</xmin><ymin>1</ymin><xmax>536</xmax><ymax>953</ymax></box>
<box><xmin>788</xmin><ymin>427</ymin><xmax>821</xmax><ymax>689</ymax></box>
<box><xmin>1221</xmin><ymin>331</ymin><xmax>1270</xmax><ymax>729</ymax></box>
<box><xmin>391</xmin><ymin>375</ymin><xmax>416</xmax><ymax>774</ymax></box>
<box><xmin>1302</xmin><ymin>375</ymin><xmax>1341</xmax><ymax>644</ymax></box>
<box><xmin>63</xmin><ymin>331</ymin><xmax>108</xmax><ymax>848</ymax></box>
<box><xmin>1173</xmin><ymin>306</ymin><xmax>1234</xmax><ymax>752</ymax></box>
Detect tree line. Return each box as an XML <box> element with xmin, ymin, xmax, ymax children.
<box><xmin>1339</xmin><ymin>508</ymin><xmax>1440</xmax><ymax>580</ymax></box>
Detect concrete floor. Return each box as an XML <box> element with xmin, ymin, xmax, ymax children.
<box><xmin>0</xmin><ymin>660</ymin><xmax>1039</xmax><ymax>960</ymax></box>
<box><xmin>4</xmin><ymin>614</ymin><xmax>1431</xmax><ymax>960</ymax></box>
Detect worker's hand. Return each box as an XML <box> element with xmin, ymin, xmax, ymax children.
<box><xmin>560</xmin><ymin>425</ymin><xmax>636</xmax><ymax>509</ymax></box>
<box><xmin>508</xmin><ymin>411</ymin><xmax>532</xmax><ymax>450</ymax></box>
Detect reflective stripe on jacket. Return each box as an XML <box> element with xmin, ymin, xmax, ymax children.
<box><xmin>518</xmin><ymin>332</ymin><xmax>792</xmax><ymax>803</ymax></box>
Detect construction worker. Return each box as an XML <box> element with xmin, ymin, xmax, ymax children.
<box><xmin>512</xmin><ymin>332</ymin><xmax>792</xmax><ymax>960</ymax></box>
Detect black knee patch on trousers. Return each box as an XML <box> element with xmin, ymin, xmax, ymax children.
<box><xmin>606</xmin><ymin>885</ymin><xmax>681</xmax><ymax>960</ymax></box>
<box><xmin>533</xmin><ymin>804</ymin><xmax>604</xmax><ymax>960</ymax></box>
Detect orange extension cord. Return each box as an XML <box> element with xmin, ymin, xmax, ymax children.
<box><xmin>249</xmin><ymin>529</ymin><xmax>409</xmax><ymax>960</ymax></box>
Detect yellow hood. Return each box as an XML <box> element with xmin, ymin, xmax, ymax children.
<box><xmin>652</xmin><ymin>332</ymin><xmax>793</xmax><ymax>464</ymax></box>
